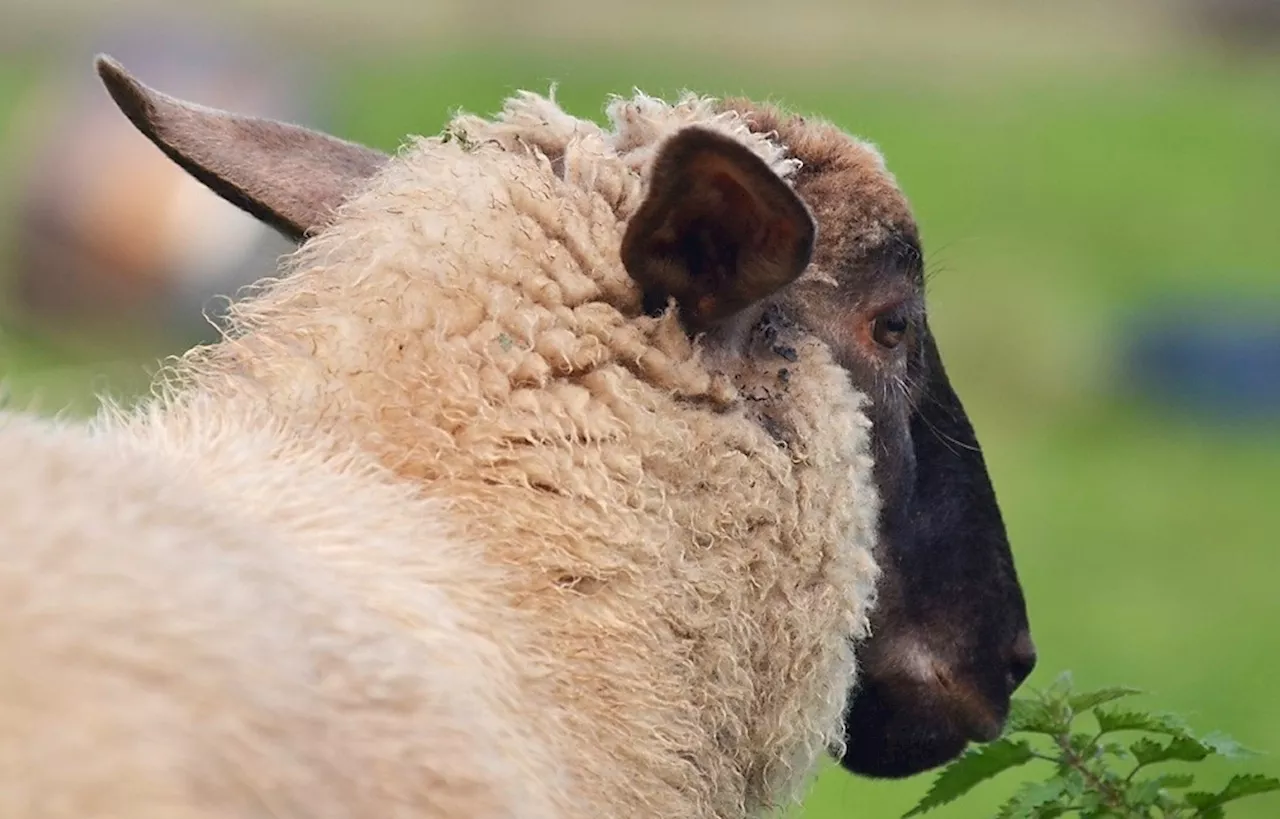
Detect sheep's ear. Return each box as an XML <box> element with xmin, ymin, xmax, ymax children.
<box><xmin>620</xmin><ymin>127</ymin><xmax>816</xmax><ymax>332</ymax></box>
<box><xmin>94</xmin><ymin>54</ymin><xmax>389</xmax><ymax>242</ymax></box>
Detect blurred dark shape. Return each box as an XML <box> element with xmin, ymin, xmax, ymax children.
<box><xmin>1121</xmin><ymin>296</ymin><xmax>1280</xmax><ymax>424</ymax></box>
<box><xmin>1183</xmin><ymin>0</ymin><xmax>1280</xmax><ymax>51</ymax></box>
<box><xmin>3</xmin><ymin>15</ymin><xmax>321</xmax><ymax>347</ymax></box>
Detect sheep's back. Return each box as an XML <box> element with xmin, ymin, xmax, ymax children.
<box><xmin>0</xmin><ymin>410</ymin><xmax>565</xmax><ymax>819</ymax></box>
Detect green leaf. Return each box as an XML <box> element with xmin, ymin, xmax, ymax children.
<box><xmin>1040</xmin><ymin>672</ymin><xmax>1076</xmax><ymax>713</ymax></box>
<box><xmin>1186</xmin><ymin>774</ymin><xmax>1280</xmax><ymax>813</ymax></box>
<box><xmin>1186</xmin><ymin>794</ymin><xmax>1227</xmax><ymax>819</ymax></box>
<box><xmin>1068</xmin><ymin>731</ymin><xmax>1101</xmax><ymax>758</ymax></box>
<box><xmin>1168</xmin><ymin>735</ymin><xmax>1214</xmax><ymax>763</ymax></box>
<box><xmin>1125</xmin><ymin>777</ymin><xmax>1164</xmax><ymax>807</ymax></box>
<box><xmin>1093</xmin><ymin>707</ymin><xmax>1192</xmax><ymax>738</ymax></box>
<box><xmin>1126</xmin><ymin>773</ymin><xmax>1197</xmax><ymax>806</ymax></box>
<box><xmin>1076</xmin><ymin>790</ymin><xmax>1104</xmax><ymax>814</ymax></box>
<box><xmin>1046</xmin><ymin>670</ymin><xmax>1075</xmax><ymax>698</ymax></box>
<box><xmin>1007</xmin><ymin>696</ymin><xmax>1071</xmax><ymax>735</ymax></box>
<box><xmin>1199</xmin><ymin>732</ymin><xmax>1257</xmax><ymax>760</ymax></box>
<box><xmin>1060</xmin><ymin>768</ymin><xmax>1089</xmax><ymax>802</ymax></box>
<box><xmin>1129</xmin><ymin>731</ymin><xmax>1259</xmax><ymax>771</ymax></box>
<box><xmin>995</xmin><ymin>779</ymin><xmax>1071</xmax><ymax>819</ymax></box>
<box><xmin>1130</xmin><ymin>735</ymin><xmax>1212</xmax><ymax>766</ymax></box>
<box><xmin>1130</xmin><ymin>738</ymin><xmax>1166</xmax><ymax>766</ymax></box>
<box><xmin>1156</xmin><ymin>772</ymin><xmax>1196</xmax><ymax>791</ymax></box>
<box><xmin>902</xmin><ymin>739</ymin><xmax>1036</xmax><ymax>818</ymax></box>
<box><xmin>1216</xmin><ymin>773</ymin><xmax>1280</xmax><ymax>804</ymax></box>
<box><xmin>1098</xmin><ymin>740</ymin><xmax>1134</xmax><ymax>762</ymax></box>
<box><xmin>993</xmin><ymin>794</ymin><xmax>1020</xmax><ymax>819</ymax></box>
<box><xmin>1152</xmin><ymin>773</ymin><xmax>1195</xmax><ymax>790</ymax></box>
<box><xmin>1069</xmin><ymin>686</ymin><xmax>1144</xmax><ymax>713</ymax></box>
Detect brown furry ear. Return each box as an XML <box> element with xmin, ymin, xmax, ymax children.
<box><xmin>621</xmin><ymin>126</ymin><xmax>816</xmax><ymax>333</ymax></box>
<box><xmin>94</xmin><ymin>54</ymin><xmax>389</xmax><ymax>242</ymax></box>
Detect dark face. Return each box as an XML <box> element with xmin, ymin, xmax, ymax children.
<box><xmin>842</xmin><ymin>332</ymin><xmax>1037</xmax><ymax>776</ymax></box>
<box><xmin>722</xmin><ymin>101</ymin><xmax>1037</xmax><ymax>778</ymax></box>
<box><xmin>826</xmin><ymin>280</ymin><xmax>1037</xmax><ymax>777</ymax></box>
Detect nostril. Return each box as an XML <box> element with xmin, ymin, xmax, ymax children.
<box><xmin>1007</xmin><ymin>630</ymin><xmax>1037</xmax><ymax>691</ymax></box>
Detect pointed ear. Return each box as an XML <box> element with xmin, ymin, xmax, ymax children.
<box><xmin>620</xmin><ymin>126</ymin><xmax>816</xmax><ymax>333</ymax></box>
<box><xmin>94</xmin><ymin>54</ymin><xmax>390</xmax><ymax>242</ymax></box>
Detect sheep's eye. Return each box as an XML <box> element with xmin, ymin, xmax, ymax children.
<box><xmin>871</xmin><ymin>311</ymin><xmax>909</xmax><ymax>350</ymax></box>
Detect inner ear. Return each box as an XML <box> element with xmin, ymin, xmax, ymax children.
<box><xmin>620</xmin><ymin>127</ymin><xmax>816</xmax><ymax>333</ymax></box>
<box><xmin>95</xmin><ymin>55</ymin><xmax>390</xmax><ymax>243</ymax></box>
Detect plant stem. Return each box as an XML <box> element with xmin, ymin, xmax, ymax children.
<box><xmin>1056</xmin><ymin>733</ymin><xmax>1131</xmax><ymax>815</ymax></box>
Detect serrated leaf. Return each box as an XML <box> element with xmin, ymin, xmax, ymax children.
<box><xmin>1131</xmin><ymin>735</ymin><xmax>1212</xmax><ymax>766</ymax></box>
<box><xmin>1077</xmin><ymin>790</ymin><xmax>1104</xmax><ymax>813</ymax></box>
<box><xmin>1046</xmin><ymin>670</ymin><xmax>1075</xmax><ymax>696</ymax></box>
<box><xmin>1218</xmin><ymin>774</ymin><xmax>1280</xmax><ymax>802</ymax></box>
<box><xmin>995</xmin><ymin>779</ymin><xmax>1070</xmax><ymax>819</ymax></box>
<box><xmin>1093</xmin><ymin>707</ymin><xmax>1192</xmax><ymax>738</ymax></box>
<box><xmin>1126</xmin><ymin>773</ymin><xmax>1197</xmax><ymax>806</ymax></box>
<box><xmin>1098</xmin><ymin>740</ymin><xmax>1133</xmax><ymax>762</ymax></box>
<box><xmin>1125</xmin><ymin>778</ymin><xmax>1164</xmax><ymax>807</ymax></box>
<box><xmin>1199</xmin><ymin>732</ymin><xmax>1257</xmax><ymax>760</ymax></box>
<box><xmin>1186</xmin><ymin>774</ymin><xmax>1280</xmax><ymax>812</ymax></box>
<box><xmin>1007</xmin><ymin>697</ymin><xmax>1070</xmax><ymax>735</ymax></box>
<box><xmin>1186</xmin><ymin>790</ymin><xmax>1216</xmax><ymax>807</ymax></box>
<box><xmin>994</xmin><ymin>794</ymin><xmax>1022</xmax><ymax>819</ymax></box>
<box><xmin>1129</xmin><ymin>738</ymin><xmax>1166</xmax><ymax>765</ymax></box>
<box><xmin>1040</xmin><ymin>672</ymin><xmax>1076</xmax><ymax>714</ymax></box>
<box><xmin>1187</xmin><ymin>797</ymin><xmax>1226</xmax><ymax>819</ymax></box>
<box><xmin>902</xmin><ymin>739</ymin><xmax>1036</xmax><ymax>818</ymax></box>
<box><xmin>1155</xmin><ymin>773</ymin><xmax>1195</xmax><ymax>789</ymax></box>
<box><xmin>1068</xmin><ymin>686</ymin><xmax>1144</xmax><ymax>713</ymax></box>
<box><xmin>1168</xmin><ymin>735</ymin><xmax>1214</xmax><ymax>763</ymax></box>
<box><xmin>1068</xmin><ymin>731</ymin><xmax>1100</xmax><ymax>757</ymax></box>
<box><xmin>1060</xmin><ymin>768</ymin><xmax>1088</xmax><ymax>801</ymax></box>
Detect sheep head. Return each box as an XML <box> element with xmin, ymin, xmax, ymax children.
<box><xmin>94</xmin><ymin>54</ymin><xmax>1034</xmax><ymax>789</ymax></box>
<box><xmin>710</xmin><ymin>99</ymin><xmax>1038</xmax><ymax>777</ymax></box>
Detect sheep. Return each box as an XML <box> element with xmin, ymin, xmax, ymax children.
<box><xmin>0</xmin><ymin>55</ymin><xmax>1036</xmax><ymax>819</ymax></box>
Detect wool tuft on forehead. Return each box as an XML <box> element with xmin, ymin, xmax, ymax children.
<box><xmin>441</xmin><ymin>89</ymin><xmax>804</xmax><ymax>217</ymax></box>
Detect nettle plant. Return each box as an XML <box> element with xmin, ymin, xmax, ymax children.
<box><xmin>903</xmin><ymin>672</ymin><xmax>1280</xmax><ymax>819</ymax></box>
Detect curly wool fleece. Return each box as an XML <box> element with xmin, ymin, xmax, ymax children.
<box><xmin>154</xmin><ymin>90</ymin><xmax>883</xmax><ymax>818</ymax></box>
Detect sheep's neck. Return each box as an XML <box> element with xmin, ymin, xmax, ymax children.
<box><xmin>202</xmin><ymin>308</ymin><xmax>870</xmax><ymax>819</ymax></box>
<box><xmin>174</xmin><ymin>138</ymin><xmax>874</xmax><ymax>819</ymax></box>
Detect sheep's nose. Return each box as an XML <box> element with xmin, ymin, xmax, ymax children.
<box><xmin>1007</xmin><ymin>630</ymin><xmax>1037</xmax><ymax>693</ymax></box>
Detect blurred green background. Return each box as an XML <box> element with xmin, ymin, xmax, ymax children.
<box><xmin>1</xmin><ymin>1</ymin><xmax>1278</xmax><ymax>816</ymax></box>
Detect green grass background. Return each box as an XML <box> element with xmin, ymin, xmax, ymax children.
<box><xmin>1</xmin><ymin>37</ymin><xmax>1278</xmax><ymax>818</ymax></box>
